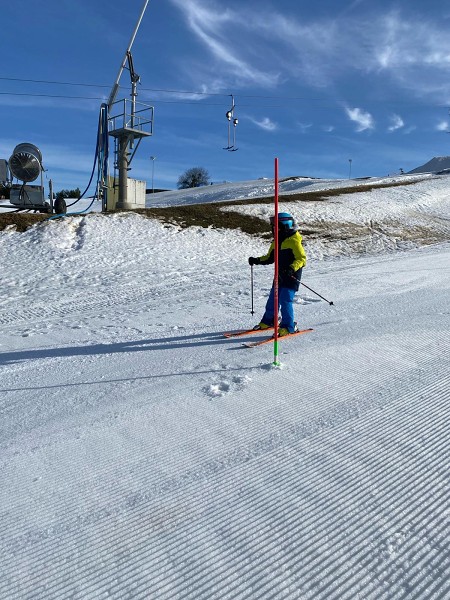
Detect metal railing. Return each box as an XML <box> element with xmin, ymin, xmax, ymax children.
<box><xmin>108</xmin><ymin>98</ymin><xmax>154</xmax><ymax>136</ymax></box>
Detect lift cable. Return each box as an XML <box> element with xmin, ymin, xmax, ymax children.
<box><xmin>1</xmin><ymin>77</ymin><xmax>447</xmax><ymax>107</ymax></box>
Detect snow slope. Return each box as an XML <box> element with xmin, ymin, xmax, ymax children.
<box><xmin>0</xmin><ymin>175</ymin><xmax>449</xmax><ymax>599</ymax></box>
<box><xmin>146</xmin><ymin>173</ymin><xmax>429</xmax><ymax>207</ymax></box>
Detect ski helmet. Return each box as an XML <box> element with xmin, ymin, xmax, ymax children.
<box><xmin>270</xmin><ymin>212</ymin><xmax>296</xmax><ymax>231</ymax></box>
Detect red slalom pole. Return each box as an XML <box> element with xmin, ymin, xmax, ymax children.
<box><xmin>273</xmin><ymin>158</ymin><xmax>280</xmax><ymax>366</ymax></box>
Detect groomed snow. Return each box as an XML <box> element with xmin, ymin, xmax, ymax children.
<box><xmin>0</xmin><ymin>175</ymin><xmax>449</xmax><ymax>599</ymax></box>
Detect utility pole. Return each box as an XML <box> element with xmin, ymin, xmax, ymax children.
<box><xmin>150</xmin><ymin>156</ymin><xmax>156</xmax><ymax>193</ymax></box>
<box><xmin>349</xmin><ymin>158</ymin><xmax>352</xmax><ymax>179</ymax></box>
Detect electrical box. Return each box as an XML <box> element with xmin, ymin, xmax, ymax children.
<box><xmin>127</xmin><ymin>178</ymin><xmax>146</xmax><ymax>207</ymax></box>
<box><xmin>106</xmin><ymin>176</ymin><xmax>146</xmax><ymax>210</ymax></box>
<box><xmin>0</xmin><ymin>159</ymin><xmax>8</xmax><ymax>183</ymax></box>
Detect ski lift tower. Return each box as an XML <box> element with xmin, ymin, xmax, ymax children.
<box><xmin>106</xmin><ymin>0</ymin><xmax>153</xmax><ymax>210</ymax></box>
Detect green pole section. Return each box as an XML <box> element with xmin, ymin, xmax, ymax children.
<box><xmin>274</xmin><ymin>339</ymin><xmax>280</xmax><ymax>365</ymax></box>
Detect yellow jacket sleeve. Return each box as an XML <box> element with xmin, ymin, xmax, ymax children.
<box><xmin>285</xmin><ymin>232</ymin><xmax>307</xmax><ymax>271</ymax></box>
<box><xmin>258</xmin><ymin>232</ymin><xmax>306</xmax><ymax>270</ymax></box>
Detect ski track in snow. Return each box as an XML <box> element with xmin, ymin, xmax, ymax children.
<box><xmin>0</xmin><ymin>179</ymin><xmax>449</xmax><ymax>599</ymax></box>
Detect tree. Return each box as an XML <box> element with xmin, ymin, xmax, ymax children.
<box><xmin>50</xmin><ymin>187</ymin><xmax>81</xmax><ymax>201</ymax></box>
<box><xmin>177</xmin><ymin>167</ymin><xmax>210</xmax><ymax>189</ymax></box>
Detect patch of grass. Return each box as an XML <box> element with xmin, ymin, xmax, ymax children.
<box><xmin>300</xmin><ymin>222</ymin><xmax>372</xmax><ymax>240</ymax></box>
<box><xmin>133</xmin><ymin>204</ymin><xmax>270</xmax><ymax>236</ymax></box>
<box><xmin>0</xmin><ymin>212</ymin><xmax>47</xmax><ymax>232</ymax></box>
<box><xmin>134</xmin><ymin>178</ymin><xmax>426</xmax><ymax>236</ymax></box>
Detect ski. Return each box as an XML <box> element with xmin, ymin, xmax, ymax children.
<box><xmin>223</xmin><ymin>326</ymin><xmax>273</xmax><ymax>339</ymax></box>
<box><xmin>242</xmin><ymin>328</ymin><xmax>314</xmax><ymax>347</ymax></box>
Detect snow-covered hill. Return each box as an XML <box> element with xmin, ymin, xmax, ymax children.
<box><xmin>0</xmin><ymin>174</ymin><xmax>449</xmax><ymax>599</ymax></box>
<box><xmin>408</xmin><ymin>155</ymin><xmax>450</xmax><ymax>174</ymax></box>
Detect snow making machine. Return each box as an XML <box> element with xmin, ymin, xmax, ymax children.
<box><xmin>0</xmin><ymin>143</ymin><xmax>66</xmax><ymax>214</ymax></box>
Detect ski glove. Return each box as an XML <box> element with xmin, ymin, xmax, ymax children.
<box><xmin>248</xmin><ymin>256</ymin><xmax>260</xmax><ymax>266</ymax></box>
<box><xmin>281</xmin><ymin>266</ymin><xmax>296</xmax><ymax>279</ymax></box>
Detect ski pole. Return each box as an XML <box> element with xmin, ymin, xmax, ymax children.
<box><xmin>250</xmin><ymin>264</ymin><xmax>255</xmax><ymax>315</ymax></box>
<box><xmin>300</xmin><ymin>282</ymin><xmax>334</xmax><ymax>305</ymax></box>
<box><xmin>286</xmin><ymin>272</ymin><xmax>334</xmax><ymax>305</ymax></box>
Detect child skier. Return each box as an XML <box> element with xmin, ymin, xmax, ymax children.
<box><xmin>248</xmin><ymin>212</ymin><xmax>307</xmax><ymax>336</ymax></box>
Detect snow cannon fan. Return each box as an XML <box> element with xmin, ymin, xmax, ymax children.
<box><xmin>8</xmin><ymin>143</ymin><xmax>54</xmax><ymax>212</ymax></box>
<box><xmin>8</xmin><ymin>143</ymin><xmax>43</xmax><ymax>183</ymax></box>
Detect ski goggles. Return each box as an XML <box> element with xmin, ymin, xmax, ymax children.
<box><xmin>270</xmin><ymin>215</ymin><xmax>295</xmax><ymax>227</ymax></box>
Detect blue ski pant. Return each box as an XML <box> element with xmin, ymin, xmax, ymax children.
<box><xmin>262</xmin><ymin>286</ymin><xmax>297</xmax><ymax>332</ymax></box>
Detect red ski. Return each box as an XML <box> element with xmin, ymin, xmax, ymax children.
<box><xmin>242</xmin><ymin>328</ymin><xmax>314</xmax><ymax>347</ymax></box>
<box><xmin>223</xmin><ymin>326</ymin><xmax>273</xmax><ymax>339</ymax></box>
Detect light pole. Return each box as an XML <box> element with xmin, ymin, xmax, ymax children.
<box><xmin>150</xmin><ymin>156</ymin><xmax>156</xmax><ymax>193</ymax></box>
<box><xmin>348</xmin><ymin>158</ymin><xmax>352</xmax><ymax>179</ymax></box>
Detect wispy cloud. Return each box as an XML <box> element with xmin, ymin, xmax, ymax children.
<box><xmin>374</xmin><ymin>12</ymin><xmax>450</xmax><ymax>71</ymax></box>
<box><xmin>205</xmin><ymin>4</ymin><xmax>450</xmax><ymax>95</ymax></box>
<box><xmin>388</xmin><ymin>114</ymin><xmax>404</xmax><ymax>132</ymax></box>
<box><xmin>345</xmin><ymin>107</ymin><xmax>375</xmax><ymax>132</ymax></box>
<box><xmin>436</xmin><ymin>120</ymin><xmax>449</xmax><ymax>132</ymax></box>
<box><xmin>169</xmin><ymin>0</ymin><xmax>279</xmax><ymax>88</ymax></box>
<box><xmin>297</xmin><ymin>122</ymin><xmax>313</xmax><ymax>134</ymax></box>
<box><xmin>169</xmin><ymin>1</ymin><xmax>450</xmax><ymax>111</ymax></box>
<box><xmin>249</xmin><ymin>117</ymin><xmax>278</xmax><ymax>131</ymax></box>
<box><xmin>350</xmin><ymin>14</ymin><xmax>450</xmax><ymax>100</ymax></box>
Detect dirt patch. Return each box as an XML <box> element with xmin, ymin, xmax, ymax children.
<box><xmin>0</xmin><ymin>212</ymin><xmax>47</xmax><ymax>232</ymax></box>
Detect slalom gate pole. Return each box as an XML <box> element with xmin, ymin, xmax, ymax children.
<box><xmin>273</xmin><ymin>158</ymin><xmax>280</xmax><ymax>366</ymax></box>
<box><xmin>250</xmin><ymin>264</ymin><xmax>255</xmax><ymax>315</ymax></box>
<box><xmin>300</xmin><ymin>282</ymin><xmax>334</xmax><ymax>305</ymax></box>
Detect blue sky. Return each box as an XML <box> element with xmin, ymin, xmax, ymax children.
<box><xmin>1</xmin><ymin>0</ymin><xmax>450</xmax><ymax>192</ymax></box>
